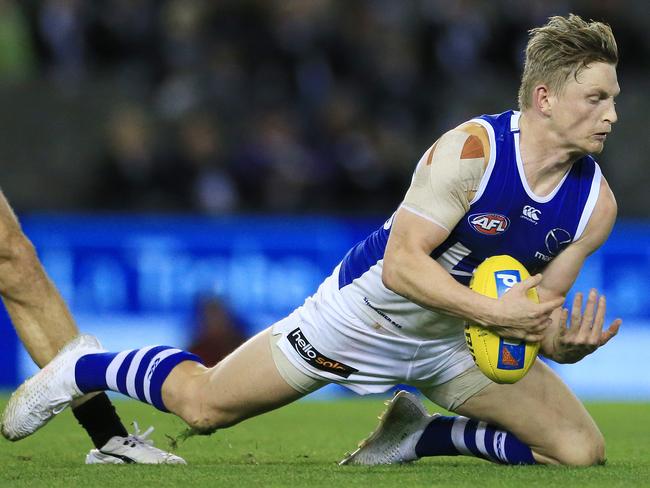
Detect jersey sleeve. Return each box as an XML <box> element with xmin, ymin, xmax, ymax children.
<box><xmin>401</xmin><ymin>130</ymin><xmax>485</xmax><ymax>232</ymax></box>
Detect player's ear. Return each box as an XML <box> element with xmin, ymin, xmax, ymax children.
<box><xmin>532</xmin><ymin>84</ymin><xmax>552</xmax><ymax>116</ymax></box>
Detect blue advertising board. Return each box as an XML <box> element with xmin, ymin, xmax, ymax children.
<box><xmin>1</xmin><ymin>215</ymin><xmax>648</xmax><ymax>400</ymax></box>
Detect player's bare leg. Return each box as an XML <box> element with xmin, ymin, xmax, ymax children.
<box><xmin>454</xmin><ymin>360</ymin><xmax>604</xmax><ymax>466</ymax></box>
<box><xmin>163</xmin><ymin>328</ymin><xmax>314</xmax><ymax>433</ymax></box>
<box><xmin>0</xmin><ymin>193</ymin><xmax>120</xmax><ymax>441</ymax></box>
<box><xmin>0</xmin><ymin>192</ymin><xmax>185</xmax><ymax>463</ymax></box>
<box><xmin>0</xmin><ymin>192</ymin><xmax>79</xmax><ymax>365</ymax></box>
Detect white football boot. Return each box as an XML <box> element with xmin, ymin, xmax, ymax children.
<box><xmin>1</xmin><ymin>334</ymin><xmax>104</xmax><ymax>441</ymax></box>
<box><xmin>85</xmin><ymin>421</ymin><xmax>186</xmax><ymax>464</ymax></box>
<box><xmin>339</xmin><ymin>390</ymin><xmax>434</xmax><ymax>465</ymax></box>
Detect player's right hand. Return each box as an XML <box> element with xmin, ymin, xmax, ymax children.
<box><xmin>489</xmin><ymin>274</ymin><xmax>565</xmax><ymax>342</ymax></box>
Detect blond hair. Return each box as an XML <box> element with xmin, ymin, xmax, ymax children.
<box><xmin>518</xmin><ymin>14</ymin><xmax>618</xmax><ymax>110</ymax></box>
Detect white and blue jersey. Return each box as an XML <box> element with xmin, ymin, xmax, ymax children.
<box><xmin>432</xmin><ymin>110</ymin><xmax>601</xmax><ymax>285</ymax></box>
<box><xmin>307</xmin><ymin>110</ymin><xmax>600</xmax><ymax>340</ymax></box>
<box><xmin>275</xmin><ymin>110</ymin><xmax>601</xmax><ymax>392</ymax></box>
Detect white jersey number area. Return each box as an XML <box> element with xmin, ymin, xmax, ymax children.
<box><xmin>436</xmin><ymin>242</ymin><xmax>473</xmax><ymax>278</ymax></box>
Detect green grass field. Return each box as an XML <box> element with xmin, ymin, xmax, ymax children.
<box><xmin>0</xmin><ymin>396</ymin><xmax>648</xmax><ymax>487</ymax></box>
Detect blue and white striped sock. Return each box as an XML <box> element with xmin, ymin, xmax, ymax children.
<box><xmin>74</xmin><ymin>346</ymin><xmax>203</xmax><ymax>412</ymax></box>
<box><xmin>414</xmin><ymin>415</ymin><xmax>536</xmax><ymax>464</ymax></box>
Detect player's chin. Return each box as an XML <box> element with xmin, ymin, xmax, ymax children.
<box><xmin>584</xmin><ymin>139</ymin><xmax>605</xmax><ymax>155</ymax></box>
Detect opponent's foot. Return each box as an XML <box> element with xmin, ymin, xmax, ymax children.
<box><xmin>339</xmin><ymin>390</ymin><xmax>433</xmax><ymax>465</ymax></box>
<box><xmin>85</xmin><ymin>421</ymin><xmax>186</xmax><ymax>464</ymax></box>
<box><xmin>1</xmin><ymin>334</ymin><xmax>104</xmax><ymax>441</ymax></box>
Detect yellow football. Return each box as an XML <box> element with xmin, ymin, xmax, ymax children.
<box><xmin>464</xmin><ymin>255</ymin><xmax>540</xmax><ymax>384</ymax></box>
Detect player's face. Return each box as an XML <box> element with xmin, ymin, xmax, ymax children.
<box><xmin>549</xmin><ymin>62</ymin><xmax>619</xmax><ymax>155</ymax></box>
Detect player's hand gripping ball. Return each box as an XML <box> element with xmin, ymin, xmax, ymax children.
<box><xmin>465</xmin><ymin>255</ymin><xmax>540</xmax><ymax>384</ymax></box>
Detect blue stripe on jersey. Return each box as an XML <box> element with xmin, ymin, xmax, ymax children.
<box><xmin>338</xmin><ymin>225</ymin><xmax>390</xmax><ymax>289</ymax></box>
<box><xmin>430</xmin><ymin>239</ymin><xmax>454</xmax><ymax>260</ymax></box>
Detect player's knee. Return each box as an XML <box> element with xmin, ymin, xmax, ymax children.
<box><xmin>574</xmin><ymin>433</ymin><xmax>606</xmax><ymax>466</ymax></box>
<box><xmin>182</xmin><ymin>403</ymin><xmax>242</xmax><ymax>434</ymax></box>
<box><xmin>182</xmin><ymin>396</ymin><xmax>244</xmax><ymax>434</ymax></box>
<box><xmin>182</xmin><ymin>411</ymin><xmax>218</xmax><ymax>435</ymax></box>
<box><xmin>0</xmin><ymin>231</ymin><xmax>39</xmax><ymax>284</ymax></box>
<box><xmin>552</xmin><ymin>430</ymin><xmax>606</xmax><ymax>466</ymax></box>
<box><xmin>0</xmin><ymin>226</ymin><xmax>32</xmax><ymax>260</ymax></box>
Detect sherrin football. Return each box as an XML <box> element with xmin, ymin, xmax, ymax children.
<box><xmin>464</xmin><ymin>255</ymin><xmax>540</xmax><ymax>384</ymax></box>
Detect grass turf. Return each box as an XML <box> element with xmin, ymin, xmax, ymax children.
<box><xmin>0</xmin><ymin>396</ymin><xmax>648</xmax><ymax>487</ymax></box>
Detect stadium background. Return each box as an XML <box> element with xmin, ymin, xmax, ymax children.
<box><xmin>0</xmin><ymin>0</ymin><xmax>648</xmax><ymax>400</ymax></box>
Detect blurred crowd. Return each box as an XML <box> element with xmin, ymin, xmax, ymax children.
<box><xmin>0</xmin><ymin>0</ymin><xmax>648</xmax><ymax>214</ymax></box>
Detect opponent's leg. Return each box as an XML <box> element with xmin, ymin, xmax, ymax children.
<box><xmin>0</xmin><ymin>192</ymin><xmax>177</xmax><ymax>461</ymax></box>
<box><xmin>0</xmin><ymin>192</ymin><xmax>79</xmax><ymax>364</ymax></box>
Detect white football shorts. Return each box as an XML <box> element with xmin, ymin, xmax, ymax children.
<box><xmin>270</xmin><ymin>306</ymin><xmax>492</xmax><ymax>410</ymax></box>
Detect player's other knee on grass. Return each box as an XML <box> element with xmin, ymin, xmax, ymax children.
<box><xmin>178</xmin><ymin>391</ymin><xmax>246</xmax><ymax>435</ymax></box>
<box><xmin>184</xmin><ymin>403</ymin><xmax>242</xmax><ymax>434</ymax></box>
<box><xmin>545</xmin><ymin>425</ymin><xmax>606</xmax><ymax>466</ymax></box>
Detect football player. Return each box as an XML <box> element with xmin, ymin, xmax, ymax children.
<box><xmin>0</xmin><ymin>191</ymin><xmax>184</xmax><ymax>463</ymax></box>
<box><xmin>2</xmin><ymin>14</ymin><xmax>621</xmax><ymax>467</ymax></box>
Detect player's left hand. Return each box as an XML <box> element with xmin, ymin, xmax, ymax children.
<box><xmin>549</xmin><ymin>289</ymin><xmax>622</xmax><ymax>364</ymax></box>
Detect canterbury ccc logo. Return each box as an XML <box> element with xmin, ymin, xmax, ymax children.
<box><xmin>522</xmin><ymin>205</ymin><xmax>541</xmax><ymax>221</ymax></box>
<box><xmin>468</xmin><ymin>213</ymin><xmax>510</xmax><ymax>235</ymax></box>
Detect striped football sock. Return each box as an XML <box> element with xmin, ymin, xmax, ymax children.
<box><xmin>74</xmin><ymin>346</ymin><xmax>203</xmax><ymax>412</ymax></box>
<box><xmin>414</xmin><ymin>415</ymin><xmax>536</xmax><ymax>464</ymax></box>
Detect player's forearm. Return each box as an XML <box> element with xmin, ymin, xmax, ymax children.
<box><xmin>382</xmin><ymin>249</ymin><xmax>498</xmax><ymax>326</ymax></box>
<box><xmin>539</xmin><ymin>307</ymin><xmax>564</xmax><ymax>361</ymax></box>
<box><xmin>536</xmin><ymin>286</ymin><xmax>571</xmax><ymax>362</ymax></box>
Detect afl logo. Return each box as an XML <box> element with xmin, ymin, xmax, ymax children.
<box><xmin>545</xmin><ymin>228</ymin><xmax>572</xmax><ymax>256</ymax></box>
<box><xmin>468</xmin><ymin>213</ymin><xmax>510</xmax><ymax>235</ymax></box>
